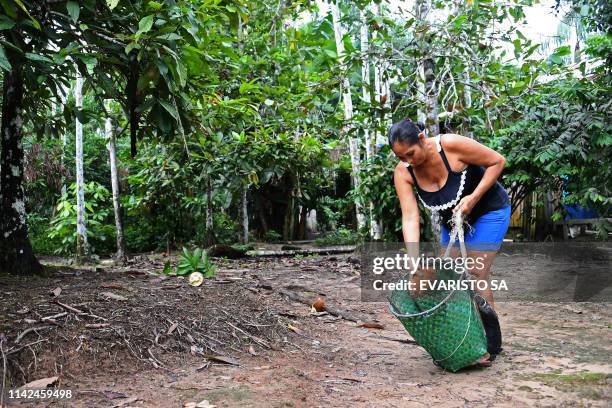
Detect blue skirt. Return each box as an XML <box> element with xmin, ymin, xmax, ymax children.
<box><xmin>440</xmin><ymin>205</ymin><xmax>511</xmax><ymax>251</ymax></box>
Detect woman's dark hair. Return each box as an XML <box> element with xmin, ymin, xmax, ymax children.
<box><xmin>388</xmin><ymin>119</ymin><xmax>425</xmax><ymax>147</ymax></box>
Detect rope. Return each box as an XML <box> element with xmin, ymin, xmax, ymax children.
<box><xmin>389</xmin><ymin>211</ymin><xmax>469</xmax><ymax>318</ymax></box>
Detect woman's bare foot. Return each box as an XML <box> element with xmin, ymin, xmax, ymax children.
<box><xmin>471</xmin><ymin>352</ymin><xmax>492</xmax><ymax>368</ymax></box>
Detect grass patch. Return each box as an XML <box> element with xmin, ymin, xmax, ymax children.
<box><xmin>519</xmin><ymin>371</ymin><xmax>610</xmax><ymax>400</ymax></box>
<box><xmin>530</xmin><ymin>371</ymin><xmax>610</xmax><ymax>384</ymax></box>
<box><xmin>205</xmin><ymin>386</ymin><xmax>252</xmax><ymax>403</ymax></box>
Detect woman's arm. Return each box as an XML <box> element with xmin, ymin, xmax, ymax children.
<box><xmin>394</xmin><ymin>163</ymin><xmax>420</xmax><ymax>260</ymax></box>
<box><xmin>442</xmin><ymin>134</ymin><xmax>506</xmax><ymax>215</ymax></box>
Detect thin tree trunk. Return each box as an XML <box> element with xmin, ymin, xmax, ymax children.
<box><xmin>361</xmin><ymin>7</ymin><xmax>383</xmax><ymax>240</ymax></box>
<box><xmin>75</xmin><ymin>71</ymin><xmax>88</xmax><ymax>261</ymax></box>
<box><xmin>415</xmin><ymin>0</ymin><xmax>439</xmax><ymax>136</ymax></box>
<box><xmin>241</xmin><ymin>184</ymin><xmax>249</xmax><ymax>243</ymax></box>
<box><xmin>463</xmin><ymin>66</ymin><xmax>473</xmax><ymax>138</ymax></box>
<box><xmin>205</xmin><ymin>177</ymin><xmax>215</xmax><ymax>246</ymax></box>
<box><xmin>371</xmin><ymin>3</ymin><xmax>388</xmax><ymax>147</ymax></box>
<box><xmin>105</xmin><ymin>101</ymin><xmax>126</xmax><ymax>262</ymax></box>
<box><xmin>283</xmin><ymin>173</ymin><xmax>295</xmax><ymax>242</ymax></box>
<box><xmin>331</xmin><ymin>0</ymin><xmax>366</xmax><ymax>231</ymax></box>
<box><xmin>59</xmin><ymin>86</ymin><xmax>68</xmax><ymax>196</ymax></box>
<box><xmin>0</xmin><ymin>59</ymin><xmax>43</xmax><ymax>275</ymax></box>
<box><xmin>452</xmin><ymin>0</ymin><xmax>473</xmax><ymax>138</ymax></box>
<box><xmin>361</xmin><ymin>9</ymin><xmax>373</xmax><ymax>160</ymax></box>
<box><xmin>258</xmin><ymin>205</ymin><xmax>269</xmax><ymax>235</ymax></box>
<box><xmin>297</xmin><ymin>205</ymin><xmax>307</xmax><ymax>240</ymax></box>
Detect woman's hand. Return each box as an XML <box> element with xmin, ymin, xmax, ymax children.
<box><xmin>454</xmin><ymin>194</ymin><xmax>478</xmax><ymax>215</ymax></box>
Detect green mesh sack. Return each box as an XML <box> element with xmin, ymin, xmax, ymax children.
<box><xmin>388</xmin><ymin>215</ymin><xmax>488</xmax><ymax>372</ymax></box>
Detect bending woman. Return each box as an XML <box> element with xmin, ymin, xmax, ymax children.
<box><xmin>389</xmin><ymin>119</ymin><xmax>511</xmax><ymax>361</ymax></box>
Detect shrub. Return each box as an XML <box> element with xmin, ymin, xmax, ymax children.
<box><xmin>314</xmin><ymin>226</ymin><xmax>358</xmax><ymax>246</ymax></box>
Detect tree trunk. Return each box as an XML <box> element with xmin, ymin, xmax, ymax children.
<box><xmin>463</xmin><ymin>67</ymin><xmax>474</xmax><ymax>138</ymax></box>
<box><xmin>361</xmin><ymin>9</ymin><xmax>373</xmax><ymax>160</ymax></box>
<box><xmin>282</xmin><ymin>173</ymin><xmax>295</xmax><ymax>242</ymax></box>
<box><xmin>371</xmin><ymin>3</ymin><xmax>388</xmax><ymax>148</ymax></box>
<box><xmin>59</xmin><ymin>85</ymin><xmax>68</xmax><ymax>196</ymax></box>
<box><xmin>105</xmin><ymin>101</ymin><xmax>126</xmax><ymax>262</ymax></box>
<box><xmin>331</xmin><ymin>1</ymin><xmax>366</xmax><ymax>231</ymax></box>
<box><xmin>258</xmin><ymin>205</ymin><xmax>269</xmax><ymax>235</ymax></box>
<box><xmin>415</xmin><ymin>0</ymin><xmax>439</xmax><ymax>136</ymax></box>
<box><xmin>297</xmin><ymin>205</ymin><xmax>307</xmax><ymax>240</ymax></box>
<box><xmin>361</xmin><ymin>7</ymin><xmax>383</xmax><ymax>240</ymax></box>
<box><xmin>241</xmin><ymin>184</ymin><xmax>249</xmax><ymax>243</ymax></box>
<box><xmin>75</xmin><ymin>71</ymin><xmax>88</xmax><ymax>261</ymax></box>
<box><xmin>0</xmin><ymin>61</ymin><xmax>43</xmax><ymax>275</ymax></box>
<box><xmin>204</xmin><ymin>177</ymin><xmax>215</xmax><ymax>246</ymax></box>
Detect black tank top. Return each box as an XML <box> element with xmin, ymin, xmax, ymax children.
<box><xmin>405</xmin><ymin>135</ymin><xmax>510</xmax><ymax>227</ymax></box>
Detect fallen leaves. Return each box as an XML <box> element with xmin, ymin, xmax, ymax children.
<box><xmin>101</xmin><ymin>282</ymin><xmax>125</xmax><ymax>290</ymax></box>
<box><xmin>19</xmin><ymin>376</ymin><xmax>58</xmax><ymax>389</ymax></box>
<box><xmin>202</xmin><ymin>354</ymin><xmax>241</xmax><ymax>366</ymax></box>
<box><xmin>184</xmin><ymin>400</ymin><xmax>216</xmax><ymax>408</ymax></box>
<box><xmin>100</xmin><ymin>291</ymin><xmax>128</xmax><ymax>302</ymax></box>
<box><xmin>51</xmin><ymin>287</ymin><xmax>62</xmax><ymax>297</ymax></box>
<box><xmin>287</xmin><ymin>323</ymin><xmax>304</xmax><ymax>336</ymax></box>
<box><xmin>167</xmin><ymin>322</ymin><xmax>179</xmax><ymax>335</ymax></box>
<box><xmin>358</xmin><ymin>322</ymin><xmax>385</xmax><ymax>330</ymax></box>
<box><xmin>85</xmin><ymin>323</ymin><xmax>110</xmax><ymax>329</ymax></box>
<box><xmin>112</xmin><ymin>397</ymin><xmax>141</xmax><ymax>408</ymax></box>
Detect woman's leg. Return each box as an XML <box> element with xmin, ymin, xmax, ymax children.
<box><xmin>466</xmin><ymin>249</ymin><xmax>498</xmax><ymax>309</ymax></box>
<box><xmin>462</xmin><ymin>205</ymin><xmax>511</xmax><ymax>310</ymax></box>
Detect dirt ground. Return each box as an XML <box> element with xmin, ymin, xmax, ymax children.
<box><xmin>1</xmin><ymin>249</ymin><xmax>610</xmax><ymax>407</ymax></box>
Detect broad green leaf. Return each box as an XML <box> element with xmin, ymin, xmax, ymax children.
<box><xmin>159</xmin><ymin>99</ymin><xmax>179</xmax><ymax>120</ymax></box>
<box><xmin>25</xmin><ymin>52</ymin><xmax>53</xmax><ymax>63</ymax></box>
<box><xmin>453</xmin><ymin>15</ymin><xmax>467</xmax><ymax>29</ymax></box>
<box><xmin>125</xmin><ymin>42</ymin><xmax>140</xmax><ymax>55</ymax></box>
<box><xmin>174</xmin><ymin>58</ymin><xmax>187</xmax><ymax>87</ymax></box>
<box><xmin>549</xmin><ymin>46</ymin><xmax>571</xmax><ymax>65</ymax></box>
<box><xmin>158</xmin><ymin>33</ymin><xmax>182</xmax><ymax>41</ymax></box>
<box><xmin>0</xmin><ymin>44</ymin><xmax>10</xmax><ymax>71</ymax></box>
<box><xmin>0</xmin><ymin>15</ymin><xmax>15</xmax><ymax>30</ymax></box>
<box><xmin>67</xmin><ymin>1</ymin><xmax>80</xmax><ymax>22</ymax></box>
<box><xmin>106</xmin><ymin>0</ymin><xmax>120</xmax><ymax>10</ymax></box>
<box><xmin>553</xmin><ymin>45</ymin><xmax>571</xmax><ymax>57</ymax></box>
<box><xmin>0</xmin><ymin>0</ymin><xmax>17</xmax><ymax>19</ymax></box>
<box><xmin>323</xmin><ymin>49</ymin><xmax>337</xmax><ymax>59</ymax></box>
<box><xmin>14</xmin><ymin>0</ymin><xmax>40</xmax><ymax>29</ymax></box>
<box><xmin>148</xmin><ymin>1</ymin><xmax>163</xmax><ymax>11</ymax></box>
<box><xmin>137</xmin><ymin>15</ymin><xmax>155</xmax><ymax>35</ymax></box>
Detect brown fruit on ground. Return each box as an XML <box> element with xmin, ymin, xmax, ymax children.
<box><xmin>312</xmin><ymin>297</ymin><xmax>326</xmax><ymax>312</ymax></box>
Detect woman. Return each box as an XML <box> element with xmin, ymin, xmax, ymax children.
<box><xmin>389</xmin><ymin>119</ymin><xmax>511</xmax><ymax>364</ymax></box>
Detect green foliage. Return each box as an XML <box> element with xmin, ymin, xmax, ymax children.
<box><xmin>316</xmin><ymin>195</ymin><xmax>354</xmax><ymax>232</ymax></box>
<box><xmin>352</xmin><ymin>147</ymin><xmax>435</xmax><ymax>241</ymax></box>
<box><xmin>263</xmin><ymin>230</ymin><xmax>282</xmax><ymax>243</ymax></box>
<box><xmin>6</xmin><ymin>0</ymin><xmax>611</xmax><ymax>265</ymax></box>
<box><xmin>176</xmin><ymin>247</ymin><xmax>216</xmax><ymax>278</ymax></box>
<box><xmin>231</xmin><ymin>243</ymin><xmax>255</xmax><ymax>252</ymax></box>
<box><xmin>314</xmin><ymin>226</ymin><xmax>358</xmax><ymax>247</ymax></box>
<box><xmin>47</xmin><ymin>182</ymin><xmax>114</xmax><ymax>255</ymax></box>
